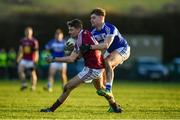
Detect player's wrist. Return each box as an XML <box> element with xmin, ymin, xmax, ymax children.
<box><xmin>52</xmin><ymin>56</ymin><xmax>56</xmax><ymax>62</ymax></box>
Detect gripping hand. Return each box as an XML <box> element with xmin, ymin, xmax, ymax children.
<box><xmin>45</xmin><ymin>55</ymin><xmax>55</xmax><ymax>63</ymax></box>
<box><xmin>80</xmin><ymin>44</ymin><xmax>92</xmax><ymax>53</ymax></box>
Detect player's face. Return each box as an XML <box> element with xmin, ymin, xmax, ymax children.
<box><xmin>68</xmin><ymin>27</ymin><xmax>79</xmax><ymax>38</ymax></box>
<box><xmin>25</xmin><ymin>28</ymin><xmax>33</xmax><ymax>38</ymax></box>
<box><xmin>90</xmin><ymin>14</ymin><xmax>102</xmax><ymax>27</ymax></box>
<box><xmin>55</xmin><ymin>32</ymin><xmax>63</xmax><ymax>41</ymax></box>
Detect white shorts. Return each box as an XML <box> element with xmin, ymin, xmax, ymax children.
<box><xmin>19</xmin><ymin>59</ymin><xmax>35</xmax><ymax>69</ymax></box>
<box><xmin>50</xmin><ymin>62</ymin><xmax>67</xmax><ymax>70</ymax></box>
<box><xmin>104</xmin><ymin>46</ymin><xmax>130</xmax><ymax>64</ymax></box>
<box><xmin>77</xmin><ymin>67</ymin><xmax>103</xmax><ymax>83</ymax></box>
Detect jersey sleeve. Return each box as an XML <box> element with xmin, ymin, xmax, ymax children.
<box><xmin>19</xmin><ymin>38</ymin><xmax>24</xmax><ymax>47</ymax></box>
<box><xmin>105</xmin><ymin>24</ymin><xmax>117</xmax><ymax>38</ymax></box>
<box><xmin>34</xmin><ymin>40</ymin><xmax>39</xmax><ymax>50</ymax></box>
<box><xmin>45</xmin><ymin>40</ymin><xmax>52</xmax><ymax>50</ymax></box>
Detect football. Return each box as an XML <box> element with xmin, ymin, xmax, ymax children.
<box><xmin>65</xmin><ymin>37</ymin><xmax>76</xmax><ymax>55</ymax></box>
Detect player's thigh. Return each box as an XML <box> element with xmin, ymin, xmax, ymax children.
<box><xmin>18</xmin><ymin>64</ymin><xmax>25</xmax><ymax>73</ymax></box>
<box><xmin>59</xmin><ymin>64</ymin><xmax>67</xmax><ymax>75</ymax></box>
<box><xmin>105</xmin><ymin>51</ymin><xmax>123</xmax><ymax>68</ymax></box>
<box><xmin>49</xmin><ymin>65</ymin><xmax>57</xmax><ymax>76</ymax></box>
<box><xmin>65</xmin><ymin>75</ymin><xmax>84</xmax><ymax>89</ymax></box>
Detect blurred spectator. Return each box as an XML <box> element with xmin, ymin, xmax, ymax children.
<box><xmin>0</xmin><ymin>48</ymin><xmax>7</xmax><ymax>79</ymax></box>
<box><xmin>7</xmin><ymin>48</ymin><xmax>17</xmax><ymax>80</ymax></box>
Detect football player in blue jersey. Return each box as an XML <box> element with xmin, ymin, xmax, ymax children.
<box><xmin>43</xmin><ymin>29</ymin><xmax>68</xmax><ymax>92</ymax></box>
<box><xmin>81</xmin><ymin>8</ymin><xmax>130</xmax><ymax>101</ymax></box>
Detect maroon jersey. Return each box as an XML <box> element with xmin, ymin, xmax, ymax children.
<box><xmin>74</xmin><ymin>30</ymin><xmax>104</xmax><ymax>69</ymax></box>
<box><xmin>20</xmin><ymin>37</ymin><xmax>39</xmax><ymax>61</ymax></box>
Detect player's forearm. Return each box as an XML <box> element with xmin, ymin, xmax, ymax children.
<box><xmin>91</xmin><ymin>43</ymin><xmax>108</xmax><ymax>50</ymax></box>
<box><xmin>34</xmin><ymin>51</ymin><xmax>39</xmax><ymax>62</ymax></box>
<box><xmin>91</xmin><ymin>36</ymin><xmax>113</xmax><ymax>50</ymax></box>
<box><xmin>54</xmin><ymin>56</ymin><xmax>75</xmax><ymax>63</ymax></box>
<box><xmin>16</xmin><ymin>52</ymin><xmax>23</xmax><ymax>63</ymax></box>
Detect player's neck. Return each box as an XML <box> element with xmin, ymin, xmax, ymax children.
<box><xmin>96</xmin><ymin>23</ymin><xmax>104</xmax><ymax>31</ymax></box>
<box><xmin>26</xmin><ymin>36</ymin><xmax>33</xmax><ymax>39</ymax></box>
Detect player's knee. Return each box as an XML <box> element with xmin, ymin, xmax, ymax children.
<box><xmin>63</xmin><ymin>84</ymin><xmax>72</xmax><ymax>92</ymax></box>
<box><xmin>105</xmin><ymin>59</ymin><xmax>112</xmax><ymax>68</ymax></box>
<box><xmin>18</xmin><ymin>69</ymin><xmax>24</xmax><ymax>75</ymax></box>
<box><xmin>63</xmin><ymin>84</ymin><xmax>68</xmax><ymax>92</ymax></box>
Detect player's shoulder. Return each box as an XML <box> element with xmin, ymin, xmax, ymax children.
<box><xmin>47</xmin><ymin>39</ymin><xmax>56</xmax><ymax>44</ymax></box>
<box><xmin>50</xmin><ymin>38</ymin><xmax>56</xmax><ymax>42</ymax></box>
<box><xmin>104</xmin><ymin>22</ymin><xmax>116</xmax><ymax>30</ymax></box>
<box><xmin>82</xmin><ymin>30</ymin><xmax>92</xmax><ymax>37</ymax></box>
<box><xmin>83</xmin><ymin>29</ymin><xmax>91</xmax><ymax>34</ymax></box>
<box><xmin>104</xmin><ymin>22</ymin><xmax>116</xmax><ymax>34</ymax></box>
<box><xmin>20</xmin><ymin>37</ymin><xmax>26</xmax><ymax>41</ymax></box>
<box><xmin>19</xmin><ymin>38</ymin><xmax>25</xmax><ymax>45</ymax></box>
<box><xmin>104</xmin><ymin>22</ymin><xmax>115</xmax><ymax>27</ymax></box>
<box><xmin>32</xmin><ymin>37</ymin><xmax>38</xmax><ymax>42</ymax></box>
<box><xmin>91</xmin><ymin>27</ymin><xmax>96</xmax><ymax>34</ymax></box>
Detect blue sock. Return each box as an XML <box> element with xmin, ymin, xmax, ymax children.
<box><xmin>48</xmin><ymin>82</ymin><xmax>52</xmax><ymax>89</ymax></box>
<box><xmin>106</xmin><ymin>83</ymin><xmax>112</xmax><ymax>92</ymax></box>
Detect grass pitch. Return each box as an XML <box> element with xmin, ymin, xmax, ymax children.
<box><xmin>0</xmin><ymin>80</ymin><xmax>180</xmax><ymax>119</ymax></box>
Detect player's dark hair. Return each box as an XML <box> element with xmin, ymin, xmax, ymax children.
<box><xmin>90</xmin><ymin>8</ymin><xmax>106</xmax><ymax>16</ymax></box>
<box><xmin>56</xmin><ymin>28</ymin><xmax>63</xmax><ymax>34</ymax></box>
<box><xmin>67</xmin><ymin>19</ymin><xmax>83</xmax><ymax>29</ymax></box>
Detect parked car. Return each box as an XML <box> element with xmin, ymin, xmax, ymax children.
<box><xmin>169</xmin><ymin>58</ymin><xmax>180</xmax><ymax>80</ymax></box>
<box><xmin>133</xmin><ymin>57</ymin><xmax>169</xmax><ymax>80</ymax></box>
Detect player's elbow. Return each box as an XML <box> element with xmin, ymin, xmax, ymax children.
<box><xmin>103</xmin><ymin>43</ymin><xmax>109</xmax><ymax>49</ymax></box>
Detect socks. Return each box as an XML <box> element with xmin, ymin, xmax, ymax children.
<box><xmin>50</xmin><ymin>99</ymin><xmax>62</xmax><ymax>112</ymax></box>
<box><xmin>105</xmin><ymin>82</ymin><xmax>112</xmax><ymax>92</ymax></box>
<box><xmin>21</xmin><ymin>79</ymin><xmax>27</xmax><ymax>87</ymax></box>
<box><xmin>48</xmin><ymin>82</ymin><xmax>52</xmax><ymax>89</ymax></box>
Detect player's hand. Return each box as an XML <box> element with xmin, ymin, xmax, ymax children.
<box><xmin>45</xmin><ymin>55</ymin><xmax>54</xmax><ymax>63</ymax></box>
<box><xmin>80</xmin><ymin>44</ymin><xmax>92</xmax><ymax>53</ymax></box>
<box><xmin>65</xmin><ymin>43</ymin><xmax>74</xmax><ymax>51</ymax></box>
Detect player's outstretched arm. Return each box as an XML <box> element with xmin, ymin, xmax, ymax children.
<box><xmin>46</xmin><ymin>51</ymin><xmax>79</xmax><ymax>63</ymax></box>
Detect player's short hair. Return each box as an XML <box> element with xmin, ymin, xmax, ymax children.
<box><xmin>90</xmin><ymin>8</ymin><xmax>106</xmax><ymax>16</ymax></box>
<box><xmin>56</xmin><ymin>28</ymin><xmax>63</xmax><ymax>34</ymax></box>
<box><xmin>25</xmin><ymin>26</ymin><xmax>33</xmax><ymax>31</ymax></box>
<box><xmin>67</xmin><ymin>19</ymin><xmax>83</xmax><ymax>29</ymax></box>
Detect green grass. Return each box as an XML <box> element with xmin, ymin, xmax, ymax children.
<box><xmin>0</xmin><ymin>0</ymin><xmax>177</xmax><ymax>15</ymax></box>
<box><xmin>0</xmin><ymin>80</ymin><xmax>180</xmax><ymax>119</ymax></box>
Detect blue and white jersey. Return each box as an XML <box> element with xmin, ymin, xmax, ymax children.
<box><xmin>45</xmin><ymin>39</ymin><xmax>65</xmax><ymax>57</ymax></box>
<box><xmin>91</xmin><ymin>22</ymin><xmax>129</xmax><ymax>53</ymax></box>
